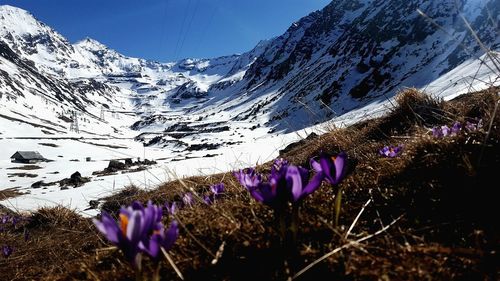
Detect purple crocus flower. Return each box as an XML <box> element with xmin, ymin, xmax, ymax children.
<box><xmin>465</xmin><ymin>121</ymin><xmax>477</xmax><ymax>131</ymax></box>
<box><xmin>379</xmin><ymin>145</ymin><xmax>403</xmax><ymax>158</ymax></box>
<box><xmin>310</xmin><ymin>152</ymin><xmax>347</xmax><ymax>185</ymax></box>
<box><xmin>93</xmin><ymin>201</ymin><xmax>176</xmax><ymax>266</ymax></box>
<box><xmin>93</xmin><ymin>210</ymin><xmax>144</xmax><ymax>266</ymax></box>
<box><xmin>182</xmin><ymin>193</ymin><xmax>194</xmax><ymax>207</ymax></box>
<box><xmin>465</xmin><ymin>119</ymin><xmax>483</xmax><ymax>132</ymax></box>
<box><xmin>272</xmin><ymin>158</ymin><xmax>289</xmax><ymax>173</ymax></box>
<box><xmin>1</xmin><ymin>215</ymin><xmax>9</xmax><ymax>224</ymax></box>
<box><xmin>245</xmin><ymin>160</ymin><xmax>288</xmax><ymax>206</ymax></box>
<box><xmin>441</xmin><ymin>125</ymin><xmax>451</xmax><ymax>137</ymax></box>
<box><xmin>234</xmin><ymin>168</ymin><xmax>262</xmax><ymax>190</ymax></box>
<box><xmin>164</xmin><ymin>202</ymin><xmax>177</xmax><ymax>215</ymax></box>
<box><xmin>204</xmin><ymin>183</ymin><xmax>225</xmax><ymax>205</ymax></box>
<box><xmin>210</xmin><ymin>183</ymin><xmax>225</xmax><ymax>196</ymax></box>
<box><xmin>2</xmin><ymin>245</ymin><xmax>13</xmax><ymax>258</ymax></box>
<box><xmin>139</xmin><ymin>220</ymin><xmax>178</xmax><ymax>261</ymax></box>
<box><xmin>432</xmin><ymin>127</ymin><xmax>443</xmax><ymax>138</ymax></box>
<box><xmin>203</xmin><ymin>195</ymin><xmax>213</xmax><ymax>205</ymax></box>
<box><xmin>286</xmin><ymin>165</ymin><xmax>324</xmax><ymax>202</ymax></box>
<box><xmin>451</xmin><ymin>122</ymin><xmax>461</xmax><ymax>135</ymax></box>
<box><xmin>241</xmin><ymin>160</ymin><xmax>323</xmax><ymax>206</ymax></box>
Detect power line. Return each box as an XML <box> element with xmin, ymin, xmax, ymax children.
<box><xmin>173</xmin><ymin>0</ymin><xmax>193</xmax><ymax>61</ymax></box>
<box><xmin>178</xmin><ymin>0</ymin><xmax>200</xmax><ymax>60</ymax></box>
<box><xmin>194</xmin><ymin>1</ymin><xmax>218</xmax><ymax>55</ymax></box>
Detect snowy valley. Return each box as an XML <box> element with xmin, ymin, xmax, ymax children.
<box><xmin>0</xmin><ymin>0</ymin><xmax>499</xmax><ymax>215</ymax></box>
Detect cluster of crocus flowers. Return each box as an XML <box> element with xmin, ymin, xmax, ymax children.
<box><xmin>235</xmin><ymin>161</ymin><xmax>316</xmax><ymax>208</ymax></box>
<box><xmin>162</xmin><ymin>183</ymin><xmax>226</xmax><ymax>217</ymax></box>
<box><xmin>235</xmin><ymin>153</ymin><xmax>347</xmax><ymax>208</ymax></box>
<box><xmin>0</xmin><ymin>214</ymin><xmax>20</xmax><ymax>226</ymax></box>
<box><xmin>0</xmin><ymin>214</ymin><xmax>23</xmax><ymax>232</ymax></box>
<box><xmin>379</xmin><ymin>145</ymin><xmax>403</xmax><ymax>158</ymax></box>
<box><xmin>432</xmin><ymin>121</ymin><xmax>461</xmax><ymax>138</ymax></box>
<box><xmin>235</xmin><ymin>153</ymin><xmax>347</xmax><ymax>249</ymax></box>
<box><xmin>93</xmin><ymin>201</ymin><xmax>178</xmax><ymax>267</ymax></box>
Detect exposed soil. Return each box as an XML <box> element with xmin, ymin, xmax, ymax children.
<box><xmin>0</xmin><ymin>188</ymin><xmax>25</xmax><ymax>200</ymax></box>
<box><xmin>6</xmin><ymin>165</ymin><xmax>42</xmax><ymax>170</ymax></box>
<box><xmin>7</xmin><ymin>172</ymin><xmax>38</xmax><ymax>178</ymax></box>
<box><xmin>38</xmin><ymin>142</ymin><xmax>58</xmax><ymax>147</ymax></box>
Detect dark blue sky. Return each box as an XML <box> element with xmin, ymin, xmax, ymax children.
<box><xmin>1</xmin><ymin>0</ymin><xmax>331</xmax><ymax>62</ymax></box>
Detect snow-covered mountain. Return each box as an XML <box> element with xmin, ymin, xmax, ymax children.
<box><xmin>199</xmin><ymin>0</ymin><xmax>500</xmax><ymax>131</ymax></box>
<box><xmin>0</xmin><ymin>5</ymin><xmax>262</xmax><ymax>138</ymax></box>
<box><xmin>1</xmin><ymin>0</ymin><xmax>499</xmax><ymax>138</ymax></box>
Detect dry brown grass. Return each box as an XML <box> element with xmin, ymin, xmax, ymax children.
<box><xmin>0</xmin><ymin>188</ymin><xmax>24</xmax><ymax>200</ymax></box>
<box><xmin>1</xmin><ymin>87</ymin><xmax>499</xmax><ymax>280</ymax></box>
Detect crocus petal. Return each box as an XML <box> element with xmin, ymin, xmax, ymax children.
<box><xmin>286</xmin><ymin>166</ymin><xmax>304</xmax><ymax>202</ymax></box>
<box><xmin>210</xmin><ymin>183</ymin><xmax>225</xmax><ymax>195</ymax></box>
<box><xmin>139</xmin><ymin>233</ymin><xmax>162</xmax><ymax>259</ymax></box>
<box><xmin>126</xmin><ymin>211</ymin><xmax>143</xmax><ymax>245</ymax></box>
<box><xmin>310</xmin><ymin>158</ymin><xmax>322</xmax><ymax>173</ymax></box>
<box><xmin>162</xmin><ymin>221</ymin><xmax>179</xmax><ymax>251</ymax></box>
<box><xmin>131</xmin><ymin>201</ymin><xmax>144</xmax><ymax>211</ymax></box>
<box><xmin>451</xmin><ymin>122</ymin><xmax>461</xmax><ymax>134</ymax></box>
<box><xmin>432</xmin><ymin>127</ymin><xmax>443</xmax><ymax>138</ymax></box>
<box><xmin>333</xmin><ymin>152</ymin><xmax>347</xmax><ymax>184</ymax></box>
<box><xmin>251</xmin><ymin>182</ymin><xmax>278</xmax><ymax>205</ymax></box>
<box><xmin>170</xmin><ymin>202</ymin><xmax>177</xmax><ymax>214</ymax></box>
<box><xmin>141</xmin><ymin>203</ymin><xmax>155</xmax><ymax>237</ymax></box>
<box><xmin>183</xmin><ymin>193</ymin><xmax>194</xmax><ymax>206</ymax></box>
<box><xmin>272</xmin><ymin>158</ymin><xmax>289</xmax><ymax>173</ymax></box>
<box><xmin>441</xmin><ymin>125</ymin><xmax>451</xmax><ymax>137</ymax></box>
<box><xmin>92</xmin><ymin>218</ymin><xmax>107</xmax><ymax>236</ymax></box>
<box><xmin>302</xmin><ymin>171</ymin><xmax>325</xmax><ymax>198</ymax></box>
<box><xmin>93</xmin><ymin>212</ymin><xmax>121</xmax><ymax>244</ymax></box>
<box><xmin>204</xmin><ymin>195</ymin><xmax>213</xmax><ymax>205</ymax></box>
<box><xmin>249</xmin><ymin>186</ymin><xmax>265</xmax><ymax>202</ymax></box>
<box><xmin>319</xmin><ymin>154</ymin><xmax>335</xmax><ymax>184</ymax></box>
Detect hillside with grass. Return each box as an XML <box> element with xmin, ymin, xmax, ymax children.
<box><xmin>1</xmin><ymin>86</ymin><xmax>498</xmax><ymax>280</ymax></box>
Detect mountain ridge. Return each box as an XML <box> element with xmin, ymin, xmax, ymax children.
<box><xmin>0</xmin><ymin>1</ymin><xmax>499</xmax><ymax>138</ymax></box>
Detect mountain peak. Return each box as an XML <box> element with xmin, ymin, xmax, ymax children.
<box><xmin>75</xmin><ymin>37</ymin><xmax>108</xmax><ymax>51</ymax></box>
<box><xmin>0</xmin><ymin>4</ymin><xmax>30</xmax><ymax>14</ymax></box>
<box><xmin>0</xmin><ymin>4</ymin><xmax>50</xmax><ymax>37</ymax></box>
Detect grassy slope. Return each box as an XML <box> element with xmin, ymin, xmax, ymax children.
<box><xmin>1</xmin><ymin>87</ymin><xmax>499</xmax><ymax>280</ymax></box>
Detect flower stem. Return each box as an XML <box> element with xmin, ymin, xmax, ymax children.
<box><xmin>152</xmin><ymin>263</ymin><xmax>161</xmax><ymax>281</ymax></box>
<box><xmin>135</xmin><ymin>254</ymin><xmax>143</xmax><ymax>281</ymax></box>
<box><xmin>290</xmin><ymin>204</ymin><xmax>300</xmax><ymax>249</ymax></box>
<box><xmin>334</xmin><ymin>188</ymin><xmax>343</xmax><ymax>227</ymax></box>
<box><xmin>278</xmin><ymin>209</ymin><xmax>287</xmax><ymax>247</ymax></box>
